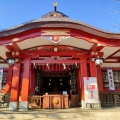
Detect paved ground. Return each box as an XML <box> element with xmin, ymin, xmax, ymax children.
<box><xmin>0</xmin><ymin>106</ymin><xmax>120</xmax><ymax>120</ymax></box>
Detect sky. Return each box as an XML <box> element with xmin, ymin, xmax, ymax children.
<box><xmin>0</xmin><ymin>0</ymin><xmax>120</xmax><ymax>33</ymax></box>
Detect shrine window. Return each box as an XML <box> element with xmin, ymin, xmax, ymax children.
<box><xmin>102</xmin><ymin>71</ymin><xmax>120</xmax><ymax>88</ymax></box>
<box><xmin>2</xmin><ymin>71</ymin><xmax>7</xmax><ymax>89</ymax></box>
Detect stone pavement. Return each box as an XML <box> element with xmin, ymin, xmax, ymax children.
<box><xmin>0</xmin><ymin>106</ymin><xmax>120</xmax><ymax>120</ymax></box>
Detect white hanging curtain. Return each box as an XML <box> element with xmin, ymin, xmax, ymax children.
<box><xmin>107</xmin><ymin>68</ymin><xmax>115</xmax><ymax>91</ymax></box>
<box><xmin>0</xmin><ymin>68</ymin><xmax>3</xmax><ymax>91</ymax></box>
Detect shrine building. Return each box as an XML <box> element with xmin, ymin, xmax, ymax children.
<box><xmin>0</xmin><ymin>3</ymin><xmax>120</xmax><ymax>110</ymax></box>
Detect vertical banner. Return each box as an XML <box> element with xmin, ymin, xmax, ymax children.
<box><xmin>84</xmin><ymin>77</ymin><xmax>99</xmax><ymax>103</ymax></box>
<box><xmin>107</xmin><ymin>68</ymin><xmax>115</xmax><ymax>91</ymax></box>
<box><xmin>0</xmin><ymin>68</ymin><xmax>3</xmax><ymax>90</ymax></box>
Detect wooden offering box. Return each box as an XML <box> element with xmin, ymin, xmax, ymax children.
<box><xmin>71</xmin><ymin>94</ymin><xmax>79</xmax><ymax>107</ymax></box>
<box><xmin>42</xmin><ymin>94</ymin><xmax>68</xmax><ymax>109</ymax></box>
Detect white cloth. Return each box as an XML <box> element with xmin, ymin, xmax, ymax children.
<box><xmin>107</xmin><ymin>68</ymin><xmax>115</xmax><ymax>91</ymax></box>
<box><xmin>0</xmin><ymin>68</ymin><xmax>3</xmax><ymax>91</ymax></box>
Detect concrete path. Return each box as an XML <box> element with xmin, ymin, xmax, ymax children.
<box><xmin>0</xmin><ymin>107</ymin><xmax>120</xmax><ymax>120</ymax></box>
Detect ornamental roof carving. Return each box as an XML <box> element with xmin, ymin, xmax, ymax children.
<box><xmin>42</xmin><ymin>11</ymin><xmax>68</xmax><ymax>18</ymax></box>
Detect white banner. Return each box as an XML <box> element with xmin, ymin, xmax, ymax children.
<box><xmin>0</xmin><ymin>68</ymin><xmax>3</xmax><ymax>90</ymax></box>
<box><xmin>107</xmin><ymin>68</ymin><xmax>115</xmax><ymax>91</ymax></box>
<box><xmin>84</xmin><ymin>77</ymin><xmax>99</xmax><ymax>103</ymax></box>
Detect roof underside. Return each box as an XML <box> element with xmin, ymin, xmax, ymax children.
<box><xmin>0</xmin><ymin>36</ymin><xmax>119</xmax><ymax>68</ymax></box>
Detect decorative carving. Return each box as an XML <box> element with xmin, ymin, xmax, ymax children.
<box><xmin>41</xmin><ymin>29</ymin><xmax>70</xmax><ymax>35</ymax></box>
<box><xmin>43</xmin><ymin>35</ymin><xmax>70</xmax><ymax>43</ymax></box>
<box><xmin>42</xmin><ymin>11</ymin><xmax>68</xmax><ymax>18</ymax></box>
<box><xmin>92</xmin><ymin>38</ymin><xmax>98</xmax><ymax>43</ymax></box>
<box><xmin>53</xmin><ymin>99</ymin><xmax>59</xmax><ymax>104</ymax></box>
<box><xmin>12</xmin><ymin>37</ymin><xmax>19</xmax><ymax>42</ymax></box>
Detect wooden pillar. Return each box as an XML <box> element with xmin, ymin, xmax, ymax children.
<box><xmin>80</xmin><ymin>60</ymin><xmax>88</xmax><ymax>108</ymax></box>
<box><xmin>89</xmin><ymin>62</ymin><xmax>101</xmax><ymax>108</ymax></box>
<box><xmin>5</xmin><ymin>65</ymin><xmax>13</xmax><ymax>93</ymax></box>
<box><xmin>9</xmin><ymin>63</ymin><xmax>21</xmax><ymax>110</ymax></box>
<box><xmin>29</xmin><ymin>66</ymin><xmax>35</xmax><ymax>94</ymax></box>
<box><xmin>20</xmin><ymin>59</ymin><xmax>31</xmax><ymax>110</ymax></box>
<box><xmin>97</xmin><ymin>65</ymin><xmax>104</xmax><ymax>92</ymax></box>
<box><xmin>90</xmin><ymin>62</ymin><xmax>99</xmax><ymax>94</ymax></box>
<box><xmin>90</xmin><ymin>62</ymin><xmax>97</xmax><ymax>77</ymax></box>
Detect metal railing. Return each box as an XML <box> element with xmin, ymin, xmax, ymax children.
<box><xmin>0</xmin><ymin>94</ymin><xmax>5</xmax><ymax>106</ymax></box>
<box><xmin>114</xmin><ymin>95</ymin><xmax>120</xmax><ymax>107</ymax></box>
<box><xmin>0</xmin><ymin>94</ymin><xmax>10</xmax><ymax>107</ymax></box>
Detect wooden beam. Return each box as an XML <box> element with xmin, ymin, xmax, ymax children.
<box><xmin>31</xmin><ymin>59</ymin><xmax>80</xmax><ymax>64</ymax></box>
<box><xmin>22</xmin><ymin>49</ymin><xmax>89</xmax><ymax>57</ymax></box>
<box><xmin>9</xmin><ymin>43</ymin><xmax>21</xmax><ymax>52</ymax></box>
<box><xmin>5</xmin><ymin>45</ymin><xmax>13</xmax><ymax>52</ymax></box>
<box><xmin>110</xmin><ymin>56</ymin><xmax>120</xmax><ymax>59</ymax></box>
<box><xmin>104</xmin><ymin>61</ymin><xmax>120</xmax><ymax>63</ymax></box>
<box><xmin>90</xmin><ymin>43</ymin><xmax>105</xmax><ymax>52</ymax></box>
<box><xmin>104</xmin><ymin>49</ymin><xmax>120</xmax><ymax>60</ymax></box>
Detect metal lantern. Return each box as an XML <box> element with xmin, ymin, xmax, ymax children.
<box><xmin>6</xmin><ymin>58</ymin><xmax>15</xmax><ymax>65</ymax></box>
<box><xmin>95</xmin><ymin>58</ymin><xmax>103</xmax><ymax>65</ymax></box>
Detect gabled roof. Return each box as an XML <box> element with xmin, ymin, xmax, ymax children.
<box><xmin>0</xmin><ymin>10</ymin><xmax>120</xmax><ymax>38</ymax></box>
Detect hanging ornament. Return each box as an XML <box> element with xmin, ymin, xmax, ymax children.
<box><xmin>63</xmin><ymin>63</ymin><xmax>66</xmax><ymax>69</ymax></box>
<box><xmin>46</xmin><ymin>63</ymin><xmax>49</xmax><ymax>70</ymax></box>
<box><xmin>75</xmin><ymin>62</ymin><xmax>79</xmax><ymax>69</ymax></box>
<box><xmin>33</xmin><ymin>62</ymin><xmax>36</xmax><ymax>69</ymax></box>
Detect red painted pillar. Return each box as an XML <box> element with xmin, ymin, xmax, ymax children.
<box><xmin>97</xmin><ymin>65</ymin><xmax>104</xmax><ymax>92</ymax></box>
<box><xmin>89</xmin><ymin>62</ymin><xmax>101</xmax><ymax>108</ymax></box>
<box><xmin>90</xmin><ymin>62</ymin><xmax>97</xmax><ymax>77</ymax></box>
<box><xmin>29</xmin><ymin>66</ymin><xmax>35</xmax><ymax>93</ymax></box>
<box><xmin>90</xmin><ymin>62</ymin><xmax>100</xmax><ymax>93</ymax></box>
<box><xmin>20</xmin><ymin>59</ymin><xmax>31</xmax><ymax>110</ymax></box>
<box><xmin>9</xmin><ymin>63</ymin><xmax>21</xmax><ymax>110</ymax></box>
<box><xmin>5</xmin><ymin>65</ymin><xmax>13</xmax><ymax>93</ymax></box>
<box><xmin>80</xmin><ymin>60</ymin><xmax>88</xmax><ymax>108</ymax></box>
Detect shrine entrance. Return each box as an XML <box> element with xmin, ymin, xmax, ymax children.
<box><xmin>42</xmin><ymin>76</ymin><xmax>69</xmax><ymax>94</ymax></box>
<box><xmin>32</xmin><ymin>63</ymin><xmax>80</xmax><ymax>109</ymax></box>
<box><xmin>35</xmin><ymin>69</ymin><xmax>71</xmax><ymax>95</ymax></box>
<box><xmin>33</xmin><ymin>62</ymin><xmax>78</xmax><ymax>94</ymax></box>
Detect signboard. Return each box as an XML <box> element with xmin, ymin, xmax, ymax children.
<box><xmin>107</xmin><ymin>68</ymin><xmax>115</xmax><ymax>91</ymax></box>
<box><xmin>63</xmin><ymin>91</ymin><xmax>67</xmax><ymax>95</ymax></box>
<box><xmin>0</xmin><ymin>68</ymin><xmax>3</xmax><ymax>91</ymax></box>
<box><xmin>84</xmin><ymin>77</ymin><xmax>99</xmax><ymax>103</ymax></box>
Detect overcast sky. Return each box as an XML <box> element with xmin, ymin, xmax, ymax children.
<box><xmin>0</xmin><ymin>0</ymin><xmax>120</xmax><ymax>33</ymax></box>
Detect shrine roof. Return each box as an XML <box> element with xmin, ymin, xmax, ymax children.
<box><xmin>0</xmin><ymin>10</ymin><xmax>120</xmax><ymax>38</ymax></box>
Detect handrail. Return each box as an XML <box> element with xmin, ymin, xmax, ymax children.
<box><xmin>114</xmin><ymin>95</ymin><xmax>120</xmax><ymax>107</ymax></box>
<box><xmin>0</xmin><ymin>94</ymin><xmax>10</xmax><ymax>106</ymax></box>
<box><xmin>30</xmin><ymin>95</ymin><xmax>43</xmax><ymax>109</ymax></box>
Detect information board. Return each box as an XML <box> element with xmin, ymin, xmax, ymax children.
<box><xmin>84</xmin><ymin>77</ymin><xmax>99</xmax><ymax>103</ymax></box>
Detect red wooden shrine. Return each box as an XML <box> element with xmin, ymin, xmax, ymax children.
<box><xmin>0</xmin><ymin>3</ymin><xmax>119</xmax><ymax>110</ymax></box>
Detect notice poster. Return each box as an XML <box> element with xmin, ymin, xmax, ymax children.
<box><xmin>84</xmin><ymin>77</ymin><xmax>99</xmax><ymax>103</ymax></box>
<box><xmin>107</xmin><ymin>68</ymin><xmax>115</xmax><ymax>91</ymax></box>
<box><xmin>0</xmin><ymin>68</ymin><xmax>3</xmax><ymax>90</ymax></box>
